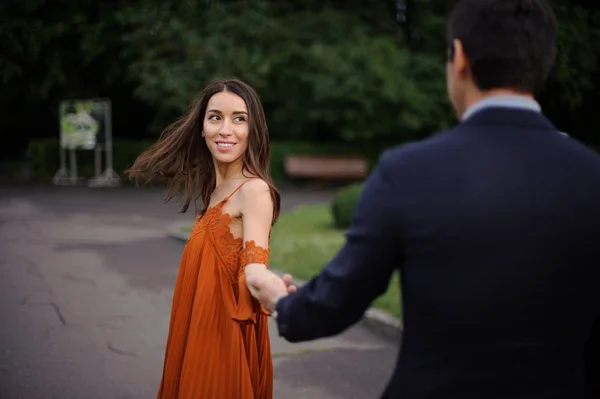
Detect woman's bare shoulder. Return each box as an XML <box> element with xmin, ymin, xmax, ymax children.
<box><xmin>238</xmin><ymin>178</ymin><xmax>272</xmax><ymax>211</ymax></box>
<box><xmin>240</xmin><ymin>178</ymin><xmax>270</xmax><ymax>194</ymax></box>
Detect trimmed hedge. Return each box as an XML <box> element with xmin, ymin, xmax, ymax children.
<box><xmin>331</xmin><ymin>182</ymin><xmax>365</xmax><ymax>229</ymax></box>
<box><xmin>27</xmin><ymin>139</ymin><xmax>385</xmax><ymax>184</ymax></box>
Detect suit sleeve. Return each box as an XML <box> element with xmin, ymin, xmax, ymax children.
<box><xmin>275</xmin><ymin>151</ymin><xmax>401</xmax><ymax>342</ymax></box>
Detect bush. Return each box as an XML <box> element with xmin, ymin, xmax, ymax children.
<box><xmin>331</xmin><ymin>182</ymin><xmax>365</xmax><ymax>229</ymax></box>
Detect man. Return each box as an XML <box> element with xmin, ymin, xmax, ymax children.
<box><xmin>249</xmin><ymin>0</ymin><xmax>600</xmax><ymax>397</ymax></box>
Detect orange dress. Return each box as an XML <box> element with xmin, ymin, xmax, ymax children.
<box><xmin>157</xmin><ymin>186</ymin><xmax>272</xmax><ymax>399</ymax></box>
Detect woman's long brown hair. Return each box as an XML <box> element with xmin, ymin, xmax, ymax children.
<box><xmin>125</xmin><ymin>78</ymin><xmax>281</xmax><ymax>222</ymax></box>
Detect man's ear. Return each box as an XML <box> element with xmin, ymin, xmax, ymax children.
<box><xmin>452</xmin><ymin>39</ymin><xmax>469</xmax><ymax>78</ymax></box>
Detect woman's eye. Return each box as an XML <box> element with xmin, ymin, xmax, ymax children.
<box><xmin>208</xmin><ymin>114</ymin><xmax>220</xmax><ymax>121</ymax></box>
<box><xmin>234</xmin><ymin>116</ymin><xmax>246</xmax><ymax>122</ymax></box>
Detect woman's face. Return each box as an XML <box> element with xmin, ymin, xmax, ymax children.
<box><xmin>202</xmin><ymin>91</ymin><xmax>250</xmax><ymax>166</ymax></box>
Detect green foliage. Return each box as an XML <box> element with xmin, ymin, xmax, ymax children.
<box><xmin>3</xmin><ymin>0</ymin><xmax>600</xmax><ymax>156</ymax></box>
<box><xmin>122</xmin><ymin>1</ymin><xmax>452</xmax><ymax>142</ymax></box>
<box><xmin>331</xmin><ymin>182</ymin><xmax>365</xmax><ymax>229</ymax></box>
<box><xmin>28</xmin><ymin>139</ymin><xmax>58</xmax><ymax>182</ymax></box>
<box><xmin>0</xmin><ymin>0</ymin><xmax>127</xmax><ymax>98</ymax></box>
<box><xmin>546</xmin><ymin>0</ymin><xmax>600</xmax><ymax>109</ymax></box>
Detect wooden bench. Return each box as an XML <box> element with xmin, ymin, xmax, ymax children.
<box><xmin>284</xmin><ymin>155</ymin><xmax>369</xmax><ymax>180</ymax></box>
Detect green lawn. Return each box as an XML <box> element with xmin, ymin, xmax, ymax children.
<box><xmin>270</xmin><ymin>204</ymin><xmax>402</xmax><ymax>318</ymax></box>
<box><xmin>180</xmin><ymin>204</ymin><xmax>402</xmax><ymax>318</ymax></box>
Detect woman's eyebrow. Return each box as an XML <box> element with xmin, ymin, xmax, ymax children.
<box><xmin>206</xmin><ymin>109</ymin><xmax>248</xmax><ymax>115</ymax></box>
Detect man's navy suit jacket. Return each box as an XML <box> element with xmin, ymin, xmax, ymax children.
<box><xmin>275</xmin><ymin>107</ymin><xmax>600</xmax><ymax>398</ymax></box>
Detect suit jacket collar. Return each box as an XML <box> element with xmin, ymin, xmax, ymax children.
<box><xmin>460</xmin><ymin>107</ymin><xmax>557</xmax><ymax>131</ymax></box>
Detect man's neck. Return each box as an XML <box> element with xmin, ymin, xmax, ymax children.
<box><xmin>464</xmin><ymin>89</ymin><xmax>534</xmax><ymax>111</ymax></box>
<box><xmin>460</xmin><ymin>89</ymin><xmax>537</xmax><ymax>121</ymax></box>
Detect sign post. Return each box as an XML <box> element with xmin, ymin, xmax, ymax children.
<box><xmin>53</xmin><ymin>98</ymin><xmax>121</xmax><ymax>187</ymax></box>
<box><xmin>88</xmin><ymin>99</ymin><xmax>120</xmax><ymax>187</ymax></box>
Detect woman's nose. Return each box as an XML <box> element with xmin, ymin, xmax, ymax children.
<box><xmin>218</xmin><ymin>120</ymin><xmax>233</xmax><ymax>136</ymax></box>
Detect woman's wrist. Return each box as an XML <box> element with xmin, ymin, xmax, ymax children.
<box><xmin>244</xmin><ymin>263</ymin><xmax>267</xmax><ymax>276</ymax></box>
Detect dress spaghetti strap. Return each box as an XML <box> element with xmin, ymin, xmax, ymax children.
<box><xmin>223</xmin><ymin>179</ymin><xmax>252</xmax><ymax>202</ymax></box>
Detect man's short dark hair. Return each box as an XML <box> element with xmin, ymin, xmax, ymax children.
<box><xmin>448</xmin><ymin>0</ymin><xmax>557</xmax><ymax>93</ymax></box>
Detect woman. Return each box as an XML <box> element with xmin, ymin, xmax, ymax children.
<box><xmin>127</xmin><ymin>78</ymin><xmax>288</xmax><ymax>398</ymax></box>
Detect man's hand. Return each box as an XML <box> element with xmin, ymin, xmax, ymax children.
<box><xmin>282</xmin><ymin>274</ymin><xmax>297</xmax><ymax>294</ymax></box>
<box><xmin>247</xmin><ymin>270</ymin><xmax>297</xmax><ymax>311</ymax></box>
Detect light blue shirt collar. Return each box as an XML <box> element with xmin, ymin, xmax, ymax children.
<box><xmin>461</xmin><ymin>95</ymin><xmax>541</xmax><ymax>121</ymax></box>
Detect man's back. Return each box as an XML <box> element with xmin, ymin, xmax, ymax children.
<box><xmin>383</xmin><ymin>107</ymin><xmax>600</xmax><ymax>398</ymax></box>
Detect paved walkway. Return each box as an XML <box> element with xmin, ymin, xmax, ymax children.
<box><xmin>0</xmin><ymin>184</ymin><xmax>398</xmax><ymax>398</ymax></box>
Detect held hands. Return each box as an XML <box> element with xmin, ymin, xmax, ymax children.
<box><xmin>245</xmin><ymin>267</ymin><xmax>296</xmax><ymax>311</ymax></box>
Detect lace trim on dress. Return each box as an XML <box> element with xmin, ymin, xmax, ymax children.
<box><xmin>239</xmin><ymin>240</ymin><xmax>270</xmax><ymax>268</ymax></box>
